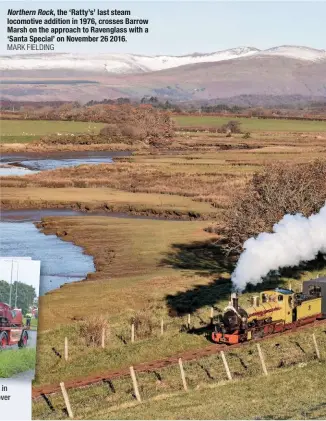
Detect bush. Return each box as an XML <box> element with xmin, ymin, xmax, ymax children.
<box><xmin>131</xmin><ymin>313</ymin><xmax>154</xmax><ymax>339</ymax></box>
<box><xmin>219</xmin><ymin>120</ymin><xmax>242</xmax><ymax>134</ymax></box>
<box><xmin>99</xmin><ymin>124</ymin><xmax>122</xmax><ymax>137</ymax></box>
<box><xmin>37</xmin><ymin>104</ymin><xmax>175</xmax><ymax>144</ymax></box>
<box><xmin>218</xmin><ymin>160</ymin><xmax>326</xmax><ymax>253</ymax></box>
<box><xmin>79</xmin><ymin>315</ymin><xmax>110</xmax><ymax>347</ymax></box>
<box><xmin>120</xmin><ymin>124</ymin><xmax>145</xmax><ymax>139</ymax></box>
<box><xmin>242</xmin><ymin>132</ymin><xmax>251</xmax><ymax>139</ymax></box>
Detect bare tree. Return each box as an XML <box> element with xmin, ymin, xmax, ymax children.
<box><xmin>218</xmin><ymin>160</ymin><xmax>326</xmax><ymax>253</ymax></box>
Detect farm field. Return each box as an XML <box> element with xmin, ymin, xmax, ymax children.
<box><xmin>0</xmin><ymin>119</ymin><xmax>106</xmax><ymax>143</ymax></box>
<box><xmin>173</xmin><ymin>115</ymin><xmax>326</xmax><ymax>132</ymax></box>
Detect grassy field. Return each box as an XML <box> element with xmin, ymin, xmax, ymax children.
<box><xmin>32</xmin><ymin>215</ymin><xmax>326</xmax><ymax>390</ymax></box>
<box><xmin>0</xmin><ymin>348</ymin><xmax>36</xmax><ymax>377</ymax></box>
<box><xmin>34</xmin><ymin>216</ymin><xmax>220</xmax><ymax>384</ymax></box>
<box><xmin>173</xmin><ymin>115</ymin><xmax>326</xmax><ymax>132</ymax></box>
<box><xmin>36</xmin><ymin>216</ymin><xmax>217</xmax><ymax>331</ymax></box>
<box><xmin>0</xmin><ymin>120</ymin><xmax>106</xmax><ymax>143</ymax></box>
<box><xmin>33</xmin><ymin>333</ymin><xmax>326</xmax><ymax>419</ymax></box>
<box><xmin>90</xmin><ymin>362</ymin><xmax>326</xmax><ymax>420</ymax></box>
<box><xmin>1</xmin><ymin>186</ymin><xmax>215</xmax><ymax>218</ymax></box>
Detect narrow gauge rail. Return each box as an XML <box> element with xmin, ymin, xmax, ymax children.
<box><xmin>32</xmin><ymin>318</ymin><xmax>326</xmax><ymax>400</ymax></box>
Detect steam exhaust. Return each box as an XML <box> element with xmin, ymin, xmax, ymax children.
<box><xmin>231</xmin><ymin>203</ymin><xmax>326</xmax><ymax>291</ymax></box>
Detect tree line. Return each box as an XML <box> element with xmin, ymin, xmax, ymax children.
<box><xmin>0</xmin><ymin>280</ymin><xmax>36</xmax><ymax>315</ymax></box>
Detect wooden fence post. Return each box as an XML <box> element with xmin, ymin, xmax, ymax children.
<box><xmin>312</xmin><ymin>333</ymin><xmax>321</xmax><ymax>359</ymax></box>
<box><xmin>130</xmin><ymin>366</ymin><xmax>141</xmax><ymax>402</ymax></box>
<box><xmin>64</xmin><ymin>337</ymin><xmax>68</xmax><ymax>362</ymax></box>
<box><xmin>60</xmin><ymin>382</ymin><xmax>74</xmax><ymax>419</ymax></box>
<box><xmin>178</xmin><ymin>358</ymin><xmax>188</xmax><ymax>391</ymax></box>
<box><xmin>256</xmin><ymin>344</ymin><xmax>268</xmax><ymax>376</ymax></box>
<box><xmin>220</xmin><ymin>351</ymin><xmax>232</xmax><ymax>380</ymax></box>
<box><xmin>187</xmin><ymin>314</ymin><xmax>191</xmax><ymax>329</ymax></box>
<box><xmin>101</xmin><ymin>328</ymin><xmax>105</xmax><ymax>349</ymax></box>
<box><xmin>160</xmin><ymin>318</ymin><xmax>164</xmax><ymax>335</ymax></box>
<box><xmin>131</xmin><ymin>323</ymin><xmax>135</xmax><ymax>343</ymax></box>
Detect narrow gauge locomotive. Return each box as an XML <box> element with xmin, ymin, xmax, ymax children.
<box><xmin>212</xmin><ymin>279</ymin><xmax>325</xmax><ymax>344</ymax></box>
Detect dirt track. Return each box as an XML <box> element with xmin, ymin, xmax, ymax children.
<box><xmin>32</xmin><ymin>319</ymin><xmax>326</xmax><ymax>399</ymax></box>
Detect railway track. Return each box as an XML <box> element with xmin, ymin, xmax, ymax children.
<box><xmin>32</xmin><ymin>319</ymin><xmax>326</xmax><ymax>400</ymax></box>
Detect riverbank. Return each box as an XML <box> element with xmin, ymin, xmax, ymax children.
<box><xmin>1</xmin><ymin>187</ymin><xmax>216</xmax><ymax>220</ymax></box>
<box><xmin>0</xmin><ymin>220</ymin><xmax>95</xmax><ymax>295</ymax></box>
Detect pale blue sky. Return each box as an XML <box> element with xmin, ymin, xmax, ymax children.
<box><xmin>0</xmin><ymin>258</ymin><xmax>40</xmax><ymax>294</ymax></box>
<box><xmin>1</xmin><ymin>1</ymin><xmax>325</xmax><ymax>55</ymax></box>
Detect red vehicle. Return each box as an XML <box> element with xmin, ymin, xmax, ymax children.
<box><xmin>0</xmin><ymin>302</ymin><xmax>29</xmax><ymax>349</ymax></box>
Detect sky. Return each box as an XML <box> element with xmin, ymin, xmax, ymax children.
<box><xmin>0</xmin><ymin>1</ymin><xmax>325</xmax><ymax>55</ymax></box>
<box><xmin>0</xmin><ymin>257</ymin><xmax>41</xmax><ymax>296</ymax></box>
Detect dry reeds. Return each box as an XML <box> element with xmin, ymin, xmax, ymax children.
<box><xmin>79</xmin><ymin>315</ymin><xmax>110</xmax><ymax>347</ymax></box>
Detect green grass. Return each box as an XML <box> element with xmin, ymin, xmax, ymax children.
<box><xmin>0</xmin><ymin>348</ymin><xmax>36</xmax><ymax>377</ymax></box>
<box><xmin>35</xmin><ymin>324</ymin><xmax>208</xmax><ymax>386</ymax></box>
<box><xmin>33</xmin><ymin>213</ymin><xmax>326</xmax><ymax>391</ymax></box>
<box><xmin>32</xmin><ymin>326</ymin><xmax>326</xmax><ymax>419</ymax></box>
<box><xmin>0</xmin><ymin>135</ymin><xmax>39</xmax><ymax>144</ymax></box>
<box><xmin>0</xmin><ymin>120</ymin><xmax>106</xmax><ymax>143</ymax></box>
<box><xmin>173</xmin><ymin>115</ymin><xmax>326</xmax><ymax>132</ymax></box>
<box><xmin>92</xmin><ymin>362</ymin><xmax>326</xmax><ymax>420</ymax></box>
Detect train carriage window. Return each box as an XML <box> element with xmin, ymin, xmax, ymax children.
<box><xmin>309</xmin><ymin>286</ymin><xmax>321</xmax><ymax>297</ymax></box>
<box><xmin>278</xmin><ymin>295</ymin><xmax>283</xmax><ymax>302</ymax></box>
<box><xmin>288</xmin><ymin>296</ymin><xmax>293</xmax><ymax>306</ymax></box>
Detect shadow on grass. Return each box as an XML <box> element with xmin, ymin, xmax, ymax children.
<box><xmin>163</xmin><ymin>240</ymin><xmax>326</xmax><ymax>317</ymax></box>
<box><xmin>162</xmin><ymin>240</ymin><xmax>235</xmax><ymax>316</ymax></box>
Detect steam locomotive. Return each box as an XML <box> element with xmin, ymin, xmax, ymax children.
<box><xmin>212</xmin><ymin>277</ymin><xmax>326</xmax><ymax>344</ymax></box>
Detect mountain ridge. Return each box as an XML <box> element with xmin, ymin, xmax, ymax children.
<box><xmin>1</xmin><ymin>45</ymin><xmax>325</xmax><ymax>75</ymax></box>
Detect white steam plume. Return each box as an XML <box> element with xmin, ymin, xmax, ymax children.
<box><xmin>231</xmin><ymin>203</ymin><xmax>326</xmax><ymax>291</ymax></box>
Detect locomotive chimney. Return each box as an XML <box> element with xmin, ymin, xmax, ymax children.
<box><xmin>231</xmin><ymin>292</ymin><xmax>239</xmax><ymax>310</ymax></box>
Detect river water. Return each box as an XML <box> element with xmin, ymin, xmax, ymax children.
<box><xmin>0</xmin><ymin>219</ymin><xmax>95</xmax><ymax>296</ymax></box>
<box><xmin>0</xmin><ymin>150</ymin><xmax>172</xmax><ymax>296</ymax></box>
<box><xmin>0</xmin><ymin>150</ymin><xmax>131</xmax><ymax>175</ymax></box>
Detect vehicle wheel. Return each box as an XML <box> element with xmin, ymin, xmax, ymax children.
<box><xmin>0</xmin><ymin>332</ymin><xmax>8</xmax><ymax>349</ymax></box>
<box><xmin>18</xmin><ymin>331</ymin><xmax>28</xmax><ymax>348</ymax></box>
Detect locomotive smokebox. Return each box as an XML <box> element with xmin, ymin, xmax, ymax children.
<box><xmin>231</xmin><ymin>292</ymin><xmax>239</xmax><ymax>310</ymax></box>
